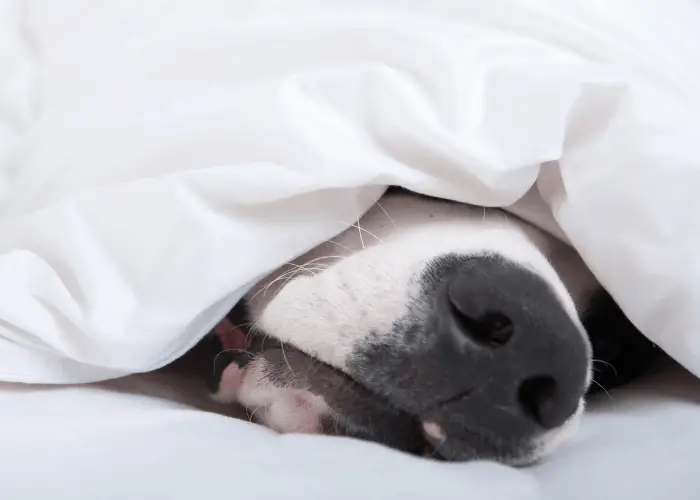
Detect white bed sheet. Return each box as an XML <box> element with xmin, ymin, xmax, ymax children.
<box><xmin>1</xmin><ymin>363</ymin><xmax>697</xmax><ymax>500</ymax></box>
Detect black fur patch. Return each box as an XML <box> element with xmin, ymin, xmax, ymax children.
<box><xmin>582</xmin><ymin>289</ymin><xmax>664</xmax><ymax>394</ymax></box>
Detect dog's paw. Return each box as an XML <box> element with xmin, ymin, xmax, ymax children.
<box><xmin>208</xmin><ymin>320</ymin><xmax>426</xmax><ymax>452</ymax></box>
<box><xmin>212</xmin><ymin>347</ymin><xmax>337</xmax><ymax>434</ymax></box>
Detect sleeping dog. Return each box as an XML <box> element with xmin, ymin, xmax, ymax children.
<box><xmin>196</xmin><ymin>188</ymin><xmax>660</xmax><ymax>465</ymax></box>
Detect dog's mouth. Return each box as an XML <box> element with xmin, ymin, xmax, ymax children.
<box><xmin>208</xmin><ymin>298</ymin><xmax>585</xmax><ymax>465</ymax></box>
<box><xmin>316</xmin><ymin>354</ymin><xmax>549</xmax><ymax>465</ymax></box>
<box><xmin>207</xmin><ymin>303</ymin><xmax>657</xmax><ymax>466</ymax></box>
<box><xmin>213</xmin><ymin>326</ymin><xmax>547</xmax><ymax>465</ymax></box>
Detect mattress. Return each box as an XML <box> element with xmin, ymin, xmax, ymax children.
<box><xmin>1</xmin><ymin>362</ymin><xmax>697</xmax><ymax>500</ymax></box>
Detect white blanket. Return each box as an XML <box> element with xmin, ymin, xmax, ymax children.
<box><xmin>1</xmin><ymin>0</ymin><xmax>700</xmax><ymax>384</ymax></box>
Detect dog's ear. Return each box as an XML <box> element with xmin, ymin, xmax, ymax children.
<box><xmin>582</xmin><ymin>289</ymin><xmax>665</xmax><ymax>394</ymax></box>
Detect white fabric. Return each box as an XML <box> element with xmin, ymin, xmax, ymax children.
<box><xmin>2</xmin><ymin>0</ymin><xmax>700</xmax><ymax>383</ymax></box>
<box><xmin>1</xmin><ymin>365</ymin><xmax>698</xmax><ymax>500</ymax></box>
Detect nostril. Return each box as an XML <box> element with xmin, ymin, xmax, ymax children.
<box><xmin>448</xmin><ymin>298</ymin><xmax>514</xmax><ymax>348</ymax></box>
<box><xmin>518</xmin><ymin>376</ymin><xmax>560</xmax><ymax>429</ymax></box>
<box><xmin>481</xmin><ymin>313</ymin><xmax>514</xmax><ymax>346</ymax></box>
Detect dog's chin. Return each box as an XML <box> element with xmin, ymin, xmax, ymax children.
<box><xmin>330</xmin><ymin>366</ymin><xmax>584</xmax><ymax>465</ymax></box>
<box><xmin>402</xmin><ymin>385</ymin><xmax>585</xmax><ymax>464</ymax></box>
<box><xmin>420</xmin><ymin>409</ymin><xmax>582</xmax><ymax>465</ymax></box>
<box><xmin>232</xmin><ymin>338</ymin><xmax>583</xmax><ymax>465</ymax></box>
<box><xmin>421</xmin><ymin>436</ymin><xmax>535</xmax><ymax>465</ymax></box>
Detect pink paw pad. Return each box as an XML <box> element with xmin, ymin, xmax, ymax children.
<box><xmin>264</xmin><ymin>392</ymin><xmax>329</xmax><ymax>435</ymax></box>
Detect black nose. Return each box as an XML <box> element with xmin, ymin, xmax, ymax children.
<box><xmin>426</xmin><ymin>256</ymin><xmax>590</xmax><ymax>451</ymax></box>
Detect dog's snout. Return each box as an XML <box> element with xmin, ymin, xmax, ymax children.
<box><xmin>422</xmin><ymin>257</ymin><xmax>590</xmax><ymax>459</ymax></box>
<box><xmin>347</xmin><ymin>255</ymin><xmax>591</xmax><ymax>462</ymax></box>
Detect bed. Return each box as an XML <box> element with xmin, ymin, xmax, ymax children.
<box><xmin>1</xmin><ymin>362</ymin><xmax>698</xmax><ymax>499</ymax></box>
<box><xmin>2</xmin><ymin>1</ymin><xmax>700</xmax><ymax>499</ymax></box>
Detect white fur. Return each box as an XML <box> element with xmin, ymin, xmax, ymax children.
<box><xmin>248</xmin><ymin>194</ymin><xmax>591</xmax><ymax>366</ymax></box>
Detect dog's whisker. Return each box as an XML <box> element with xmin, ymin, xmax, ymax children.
<box><xmin>250</xmin><ymin>260</ymin><xmax>326</xmax><ymax>302</ymax></box>
<box><xmin>355</xmin><ymin>202</ymin><xmax>368</xmax><ymax>251</ymax></box>
<box><xmin>279</xmin><ymin>342</ymin><xmax>294</xmax><ymax>375</ymax></box>
<box><xmin>328</xmin><ymin>240</ymin><xmax>355</xmax><ymax>253</ymax></box>
<box><xmin>376</xmin><ymin>201</ymin><xmax>398</xmax><ymax>229</ymax></box>
<box><xmin>286</xmin><ymin>262</ymin><xmax>325</xmax><ymax>275</ymax></box>
<box><xmin>211</xmin><ymin>348</ymin><xmax>252</xmax><ymax>375</ymax></box>
<box><xmin>247</xmin><ymin>403</ymin><xmax>266</xmax><ymax>423</ymax></box>
<box><xmin>297</xmin><ymin>255</ymin><xmax>345</xmax><ymax>266</ymax></box>
<box><xmin>357</xmin><ymin>218</ymin><xmax>366</xmax><ymax>249</ymax></box>
<box><xmin>333</xmin><ymin>220</ymin><xmax>384</xmax><ymax>244</ymax></box>
<box><xmin>250</xmin><ymin>258</ymin><xmax>341</xmax><ymax>302</ymax></box>
<box><xmin>244</xmin><ymin>320</ymin><xmax>263</xmax><ymax>347</ymax></box>
<box><xmin>228</xmin><ymin>321</ymin><xmax>255</xmax><ymax>330</ymax></box>
<box><xmin>592</xmin><ymin>359</ymin><xmax>619</xmax><ymax>378</ymax></box>
<box><xmin>249</xmin><ymin>268</ymin><xmax>301</xmax><ymax>301</ymax></box>
<box><xmin>590</xmin><ymin>379</ymin><xmax>613</xmax><ymax>400</ymax></box>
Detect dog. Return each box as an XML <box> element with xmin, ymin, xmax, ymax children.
<box><xmin>195</xmin><ymin>188</ymin><xmax>660</xmax><ymax>465</ymax></box>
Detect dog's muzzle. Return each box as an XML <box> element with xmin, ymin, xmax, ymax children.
<box><xmin>347</xmin><ymin>255</ymin><xmax>591</xmax><ymax>462</ymax></box>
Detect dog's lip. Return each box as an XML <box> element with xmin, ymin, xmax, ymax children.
<box><xmin>336</xmin><ymin>372</ymin><xmax>488</xmax><ymax>461</ymax></box>
<box><xmin>417</xmin><ymin>416</ymin><xmax>541</xmax><ymax>464</ymax></box>
<box><xmin>246</xmin><ymin>338</ymin><xmax>529</xmax><ymax>463</ymax></box>
<box><xmin>419</xmin><ymin>431</ymin><xmax>483</xmax><ymax>462</ymax></box>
